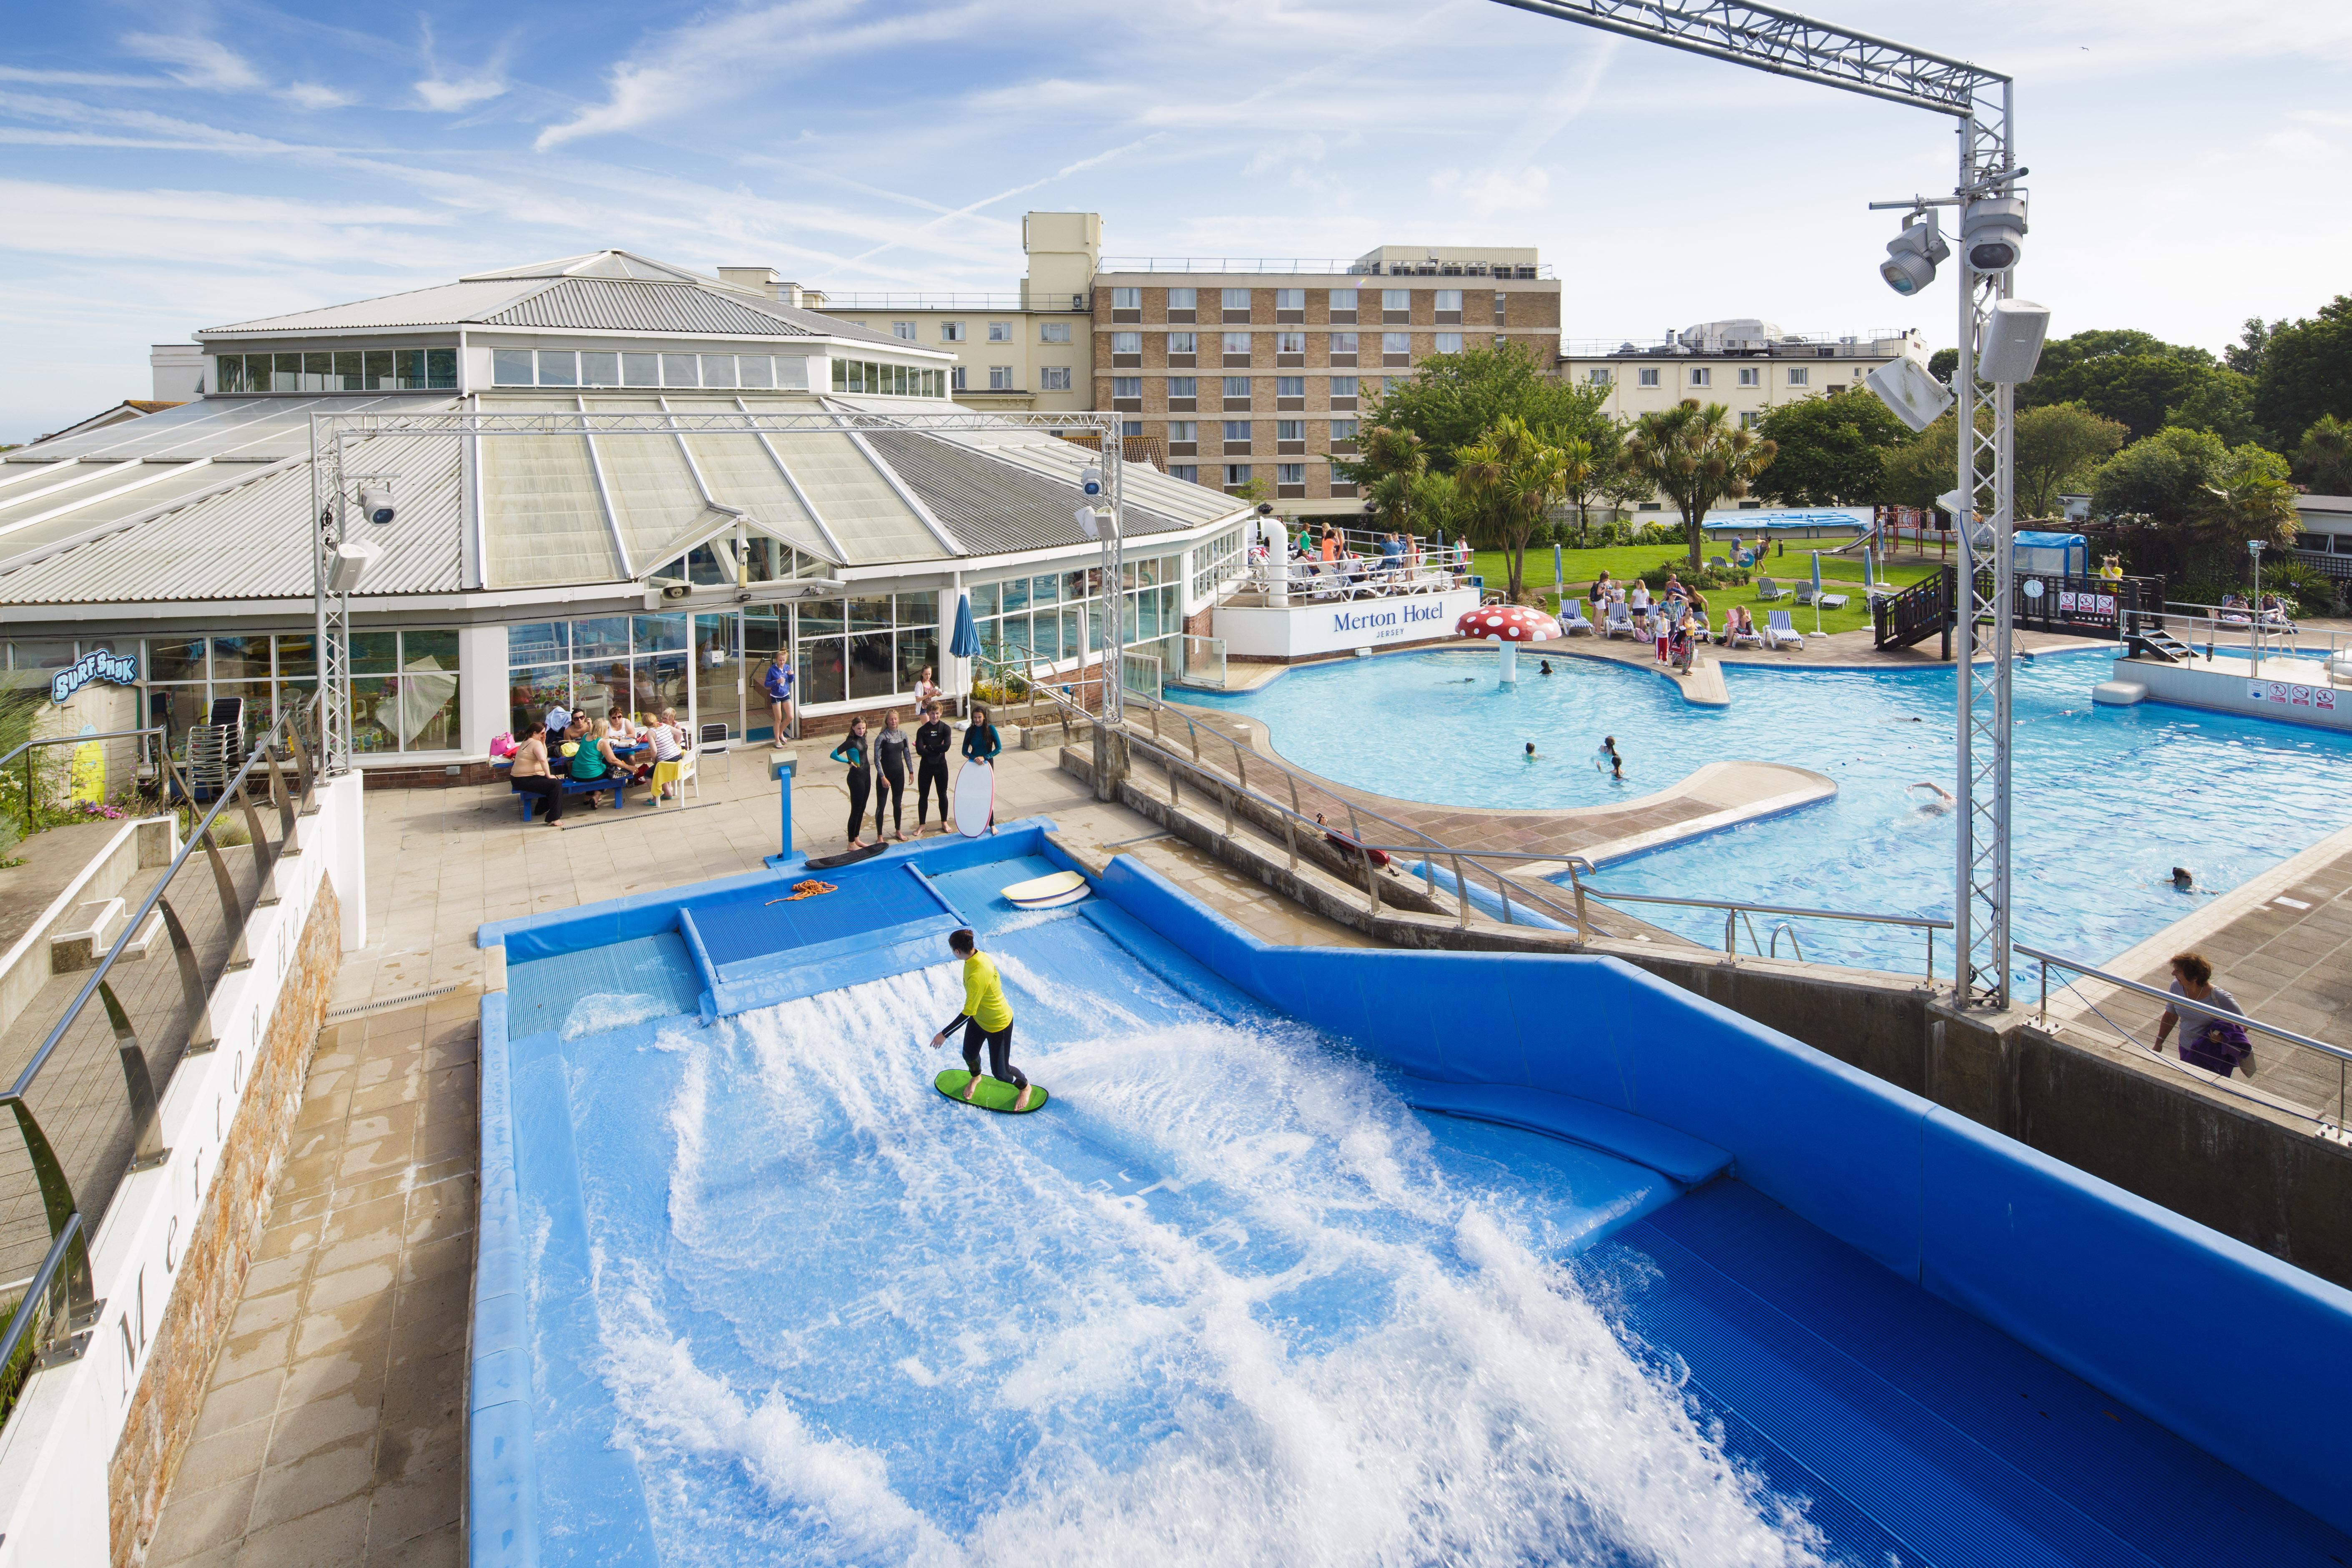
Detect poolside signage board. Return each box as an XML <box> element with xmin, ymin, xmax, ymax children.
<box><xmin>2250</xmin><ymin>680</ymin><xmax>2332</xmax><ymax>711</ymax></box>
<box><xmin>49</xmin><ymin>648</ymin><xmax>138</xmax><ymax>705</ymax></box>
<box><xmin>1218</xmin><ymin>585</ymin><xmax>1484</xmax><ymax>660</ymax></box>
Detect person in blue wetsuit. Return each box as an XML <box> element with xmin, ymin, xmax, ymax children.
<box><xmin>761</xmin><ymin>654</ymin><xmax>794</xmax><ymax>747</ymax></box>
<box><xmin>960</xmin><ymin>705</ymin><xmax>1000</xmax><ymax>831</ymax></box>
<box><xmin>829</xmin><ymin>717</ymin><xmax>872</xmax><ymax>848</ymax></box>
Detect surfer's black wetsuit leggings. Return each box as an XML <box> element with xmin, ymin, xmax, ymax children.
<box><xmin>959</xmin><ymin>1017</ymin><xmax>1026</xmax><ymax>1090</ymax></box>
<box><xmin>916</xmin><ymin>757</ymin><xmax>949</xmax><ymax>825</ymax></box>
<box><xmin>845</xmin><ymin>766</ymin><xmax>871</xmax><ymax>840</ymax></box>
<box><xmin>875</xmin><ymin>759</ymin><xmax>904</xmax><ymax>833</ymax></box>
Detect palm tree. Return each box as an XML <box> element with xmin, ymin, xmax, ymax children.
<box><xmin>1458</xmin><ymin>415</ymin><xmax>1570</xmax><ymax>603</ymax></box>
<box><xmin>1621</xmin><ymin>400</ymin><xmax>1777</xmax><ymax>570</ymax></box>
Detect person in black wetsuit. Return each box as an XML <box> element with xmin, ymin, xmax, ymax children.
<box><xmin>830</xmin><ymin>717</ymin><xmax>873</xmax><ymax>848</ymax></box>
<box><xmin>914</xmin><ymin>702</ymin><xmax>952</xmax><ymax>836</ymax></box>
<box><xmin>874</xmin><ymin>709</ymin><xmax>910</xmax><ymax>841</ymax></box>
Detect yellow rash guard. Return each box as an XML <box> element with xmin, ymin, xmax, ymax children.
<box><xmin>959</xmin><ymin>951</ymin><xmax>1013</xmax><ymax>1033</ymax></box>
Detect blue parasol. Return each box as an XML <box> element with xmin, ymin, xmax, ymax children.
<box><xmin>1810</xmin><ymin>551</ymin><xmax>1825</xmax><ymax>635</ymax></box>
<box><xmin>1863</xmin><ymin>546</ymin><xmax>1876</xmax><ymax>590</ymax></box>
<box><xmin>949</xmin><ymin>592</ymin><xmax>981</xmax><ymax>658</ymax></box>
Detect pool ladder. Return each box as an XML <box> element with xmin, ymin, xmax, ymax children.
<box><xmin>1724</xmin><ymin>909</ymin><xmax>1805</xmax><ymax>962</ymax></box>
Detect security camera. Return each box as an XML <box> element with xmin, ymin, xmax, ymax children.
<box><xmin>1879</xmin><ymin>211</ymin><xmax>1948</xmax><ymax>297</ymax></box>
<box><xmin>1961</xmin><ymin>197</ymin><xmax>2027</xmax><ymax>273</ymax></box>
<box><xmin>358</xmin><ymin>483</ymin><xmax>396</xmax><ymax>526</ymax></box>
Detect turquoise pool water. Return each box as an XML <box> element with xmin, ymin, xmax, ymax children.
<box><xmin>1186</xmin><ymin>649</ymin><xmax>2352</xmax><ymax>970</ymax></box>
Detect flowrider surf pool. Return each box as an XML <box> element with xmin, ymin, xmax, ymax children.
<box><xmin>469</xmin><ymin>823</ymin><xmax>2352</xmax><ymax>1567</ymax></box>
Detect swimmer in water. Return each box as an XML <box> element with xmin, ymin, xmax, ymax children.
<box><xmin>1524</xmin><ymin>741</ymin><xmax>1539</xmax><ymax>761</ymax></box>
<box><xmin>2172</xmin><ymin>866</ymin><xmax>2195</xmax><ymax>892</ymax></box>
<box><xmin>1539</xmin><ymin>660</ymin><xmax>1554</xmax><ymax>675</ymax></box>
<box><xmin>1908</xmin><ymin>781</ymin><xmax>1954</xmax><ymax>813</ymax></box>
<box><xmin>1594</xmin><ymin>735</ymin><xmax>1624</xmax><ymax>779</ymax></box>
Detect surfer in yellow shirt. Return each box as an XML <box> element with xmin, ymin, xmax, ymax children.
<box><xmin>927</xmin><ymin>928</ymin><xmax>1032</xmax><ymax>1110</ymax></box>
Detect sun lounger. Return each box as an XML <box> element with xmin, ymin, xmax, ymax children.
<box><xmin>1727</xmin><ymin>622</ymin><xmax>1765</xmax><ymax>649</ymax></box>
<box><xmin>1764</xmin><ymin>610</ymin><xmax>1805</xmax><ymax>650</ymax></box>
<box><xmin>1604</xmin><ymin>605</ymin><xmax>1637</xmax><ymax>640</ymax></box>
<box><xmin>1559</xmin><ymin>602</ymin><xmax>1595</xmax><ymax>636</ymax></box>
<box><xmin>1755</xmin><ymin>577</ymin><xmax>1784</xmax><ymax>601</ymax></box>
<box><xmin>1817</xmin><ymin>592</ymin><xmax>1849</xmax><ymax>610</ymax></box>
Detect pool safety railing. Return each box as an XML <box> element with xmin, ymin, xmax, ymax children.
<box><xmin>2154</xmin><ymin>599</ymin><xmax>2309</xmax><ymax>664</ymax></box>
<box><xmin>1014</xmin><ymin>676</ymin><xmax>1955</xmax><ymax>978</ymax></box>
<box><xmin>0</xmin><ymin>699</ymin><xmax>320</xmax><ymax>1431</ymax></box>
<box><xmin>1229</xmin><ymin>526</ymin><xmax>1474</xmax><ymax>608</ymax></box>
<box><xmin>2018</xmin><ymin>941</ymin><xmax>2350</xmax><ymax>1143</ymax></box>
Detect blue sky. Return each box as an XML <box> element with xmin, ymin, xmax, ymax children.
<box><xmin>3</xmin><ymin>0</ymin><xmax>2347</xmax><ymax>442</ymax></box>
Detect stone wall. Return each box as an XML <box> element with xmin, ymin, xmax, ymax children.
<box><xmin>105</xmin><ymin>881</ymin><xmax>342</xmax><ymax>1567</ymax></box>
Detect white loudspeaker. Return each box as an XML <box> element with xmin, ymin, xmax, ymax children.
<box><xmin>1865</xmin><ymin>357</ymin><xmax>1955</xmax><ymax>434</ymax></box>
<box><xmin>1976</xmin><ymin>300</ymin><xmax>2051</xmax><ymax>385</ymax></box>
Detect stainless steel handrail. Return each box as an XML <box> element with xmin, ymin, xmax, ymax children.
<box><xmin>2018</xmin><ymin>940</ymin><xmax>2350</xmax><ymax>1133</ymax></box>
<box><xmin>0</xmin><ymin>698</ymin><xmax>318</xmax><ymax>1417</ymax></box>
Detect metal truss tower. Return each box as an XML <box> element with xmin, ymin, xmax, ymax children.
<box><xmin>1490</xmin><ymin>0</ymin><xmax>2021</xmax><ymax>1006</ymax></box>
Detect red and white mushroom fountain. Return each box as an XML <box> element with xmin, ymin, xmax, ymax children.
<box><xmin>1453</xmin><ymin>603</ymin><xmax>1560</xmax><ymax>685</ymax></box>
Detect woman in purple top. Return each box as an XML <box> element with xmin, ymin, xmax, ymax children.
<box><xmin>2154</xmin><ymin>950</ymin><xmax>2253</xmax><ymax>1077</ymax></box>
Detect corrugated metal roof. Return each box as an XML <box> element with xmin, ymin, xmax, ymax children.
<box><xmin>864</xmin><ymin>431</ymin><xmax>1206</xmax><ymax>557</ymax></box>
<box><xmin>1</xmin><ymin>393</ymin><xmax>455</xmax><ymax>466</ymax></box>
<box><xmin>478</xmin><ymin>277</ymin><xmax>822</xmax><ymax>339</ymax></box>
<box><xmin>203</xmin><ymin>279</ymin><xmax>542</xmax><ymax>336</ymax></box>
<box><xmin>462</xmin><ymin>251</ymin><xmax>714</xmax><ymax>284</ymax></box>
<box><xmin>0</xmin><ymin>440</ymin><xmax>462</xmax><ymax>604</ymax></box>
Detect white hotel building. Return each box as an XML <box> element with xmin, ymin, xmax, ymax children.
<box><xmin>0</xmin><ymin>253</ymin><xmax>1249</xmax><ymax>781</ymax></box>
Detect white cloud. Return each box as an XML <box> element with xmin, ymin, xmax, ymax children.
<box><xmin>2261</xmin><ymin>128</ymin><xmax>2334</xmax><ymax>160</ymax></box>
<box><xmin>284</xmin><ymin>83</ymin><xmax>355</xmax><ymax>111</ymax></box>
<box><xmin>415</xmin><ymin>75</ymin><xmax>507</xmax><ymax>113</ymax></box>
<box><xmin>1428</xmin><ymin>165</ymin><xmax>1552</xmax><ymax>216</ymax></box>
<box><xmin>119</xmin><ymin>33</ymin><xmax>263</xmax><ymax>92</ymax></box>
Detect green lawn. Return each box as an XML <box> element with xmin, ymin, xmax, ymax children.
<box><xmin>1471</xmin><ymin>544</ymin><xmax>1942</xmax><ymax>640</ymax></box>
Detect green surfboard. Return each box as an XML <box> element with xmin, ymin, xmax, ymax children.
<box><xmin>934</xmin><ymin>1069</ymin><xmax>1049</xmax><ymax>1114</ymax></box>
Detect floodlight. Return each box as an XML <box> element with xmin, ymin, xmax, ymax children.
<box><xmin>1075</xmin><ymin>506</ymin><xmax>1100</xmax><ymax>539</ymax></box>
<box><xmin>1977</xmin><ymin>299</ymin><xmax>2050</xmax><ymax>384</ymax></box>
<box><xmin>327</xmin><ymin>539</ymin><xmax>382</xmax><ymax>595</ymax></box>
<box><xmin>1878</xmin><ymin>211</ymin><xmax>1948</xmax><ymax>296</ymax></box>
<box><xmin>358</xmin><ymin>483</ymin><xmax>396</xmax><ymax>526</ymax></box>
<box><xmin>1865</xmin><ymin>356</ymin><xmax>1954</xmax><ymax>433</ymax></box>
<box><xmin>1961</xmin><ymin>197</ymin><xmax>2028</xmax><ymax>272</ymax></box>
<box><xmin>1080</xmin><ymin>464</ymin><xmax>1102</xmax><ymax>497</ymax></box>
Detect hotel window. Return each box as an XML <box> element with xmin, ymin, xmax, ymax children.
<box><xmin>941</xmin><ymin>321</ymin><xmax>965</xmax><ymax>342</ymax></box>
<box><xmin>1122</xmin><ymin>420</ymin><xmax>1143</xmax><ymax>437</ymax></box>
<box><xmin>1277</xmin><ymin>331</ymin><xmax>1305</xmax><ymax>354</ymax></box>
<box><xmin>989</xmin><ymin>365</ymin><xmax>1014</xmax><ymax>390</ymax></box>
<box><xmin>1111</xmin><ymin>287</ymin><xmax>1141</xmax><ymax>309</ymax></box>
<box><xmin>1169</xmin><ymin>331</ymin><xmax>1197</xmax><ymax>354</ymax></box>
<box><xmin>1638</xmin><ymin>367</ymin><xmax>1661</xmax><ymax>386</ymax></box>
<box><xmin>1223</xmin><ymin>421</ymin><xmax>1252</xmax><ymax>441</ymax></box>
<box><xmin>892</xmin><ymin>321</ymin><xmax>917</xmax><ymax>341</ymax></box>
<box><xmin>1690</xmin><ymin>367</ymin><xmax>1712</xmax><ymax>386</ymax></box>
<box><xmin>1170</xmin><ymin>465</ymin><xmax>1199</xmax><ymax>482</ymax></box>
<box><xmin>1041</xmin><ymin>366</ymin><xmax>1073</xmax><ymax>391</ymax></box>
<box><xmin>1167</xmin><ymin>287</ymin><xmax>1196</xmax><ymax>314</ymax></box>
<box><xmin>1277</xmin><ymin>420</ymin><xmax>1305</xmax><ymax>441</ymax></box>
<box><xmin>1041</xmin><ymin>321</ymin><xmax>1072</xmax><ymax>344</ymax></box>
<box><xmin>1330</xmin><ymin>419</ymin><xmax>1358</xmax><ymax>441</ymax></box>
<box><xmin>1113</xmin><ymin>377</ymin><xmax>1142</xmax><ymax>398</ymax></box>
<box><xmin>1168</xmin><ymin>421</ymin><xmax>1198</xmax><ymax>442</ymax></box>
<box><xmin>1223</xmin><ymin>332</ymin><xmax>1251</xmax><ymax>354</ymax></box>
<box><xmin>1382</xmin><ymin>289</ymin><xmax>1410</xmax><ymax>311</ymax></box>
<box><xmin>1330</xmin><ymin>376</ymin><xmax>1357</xmax><ymax>399</ymax></box>
<box><xmin>1275</xmin><ymin>289</ymin><xmax>1304</xmax><ymax>310</ymax></box>
<box><xmin>1587</xmin><ymin>367</ymin><xmax>1611</xmax><ymax>385</ymax></box>
<box><xmin>1112</xmin><ymin>332</ymin><xmax>1142</xmax><ymax>354</ymax></box>
<box><xmin>1787</xmin><ymin>367</ymin><xmax>1809</xmax><ymax>386</ymax></box>
<box><xmin>1169</xmin><ymin>376</ymin><xmax>1197</xmax><ymax>398</ymax></box>
<box><xmin>1435</xmin><ymin>333</ymin><xmax>1463</xmax><ymax>353</ymax></box>
<box><xmin>1277</xmin><ymin>463</ymin><xmax>1305</xmax><ymax>485</ymax></box>
<box><xmin>1276</xmin><ymin>376</ymin><xmax>1304</xmax><ymax>397</ymax></box>
<box><xmin>1328</xmin><ymin>289</ymin><xmax>1359</xmax><ymax>317</ymax></box>
<box><xmin>988</xmin><ymin>322</ymin><xmax>1012</xmax><ymax>342</ymax></box>
<box><xmin>1222</xmin><ymin>288</ymin><xmax>1251</xmax><ymax>310</ymax></box>
<box><xmin>951</xmin><ymin>366</ymin><xmax>967</xmax><ymax>390</ymax></box>
<box><xmin>1330</xmin><ymin>332</ymin><xmax>1358</xmax><ymax>354</ymax></box>
<box><xmin>1435</xmin><ymin>289</ymin><xmax>1462</xmax><ymax>310</ymax></box>
<box><xmin>1225</xmin><ymin>464</ymin><xmax>1253</xmax><ymax>486</ymax></box>
<box><xmin>1738</xmin><ymin>366</ymin><xmax>1760</xmax><ymax>386</ymax></box>
<box><xmin>1382</xmin><ymin>332</ymin><xmax>1410</xmax><ymax>354</ymax></box>
<box><xmin>1740</xmin><ymin>412</ymin><xmax>1762</xmax><ymax>430</ymax></box>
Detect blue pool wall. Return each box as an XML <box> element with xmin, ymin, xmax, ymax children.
<box><xmin>1089</xmin><ymin>852</ymin><xmax>2352</xmax><ymax>1538</ymax></box>
<box><xmin>467</xmin><ymin>828</ymin><xmax>2352</xmax><ymax>1563</ymax></box>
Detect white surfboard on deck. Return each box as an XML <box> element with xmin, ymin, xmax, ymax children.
<box><xmin>1000</xmin><ymin>869</ymin><xmax>1087</xmax><ymax>910</ymax></box>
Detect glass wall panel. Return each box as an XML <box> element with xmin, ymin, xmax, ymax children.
<box><xmin>275</xmin><ymin>353</ymin><xmax>301</xmax><ymax>390</ymax></box>
<box><xmin>800</xmin><ymin>600</ymin><xmax>843</xmax><ymax>636</ymax></box>
<box><xmin>693</xmin><ymin>614</ymin><xmax>740</xmax><ymax>740</ymax></box>
<box><xmin>399</xmin><ymin>349</ymin><xmax>428</xmax><ymax>389</ymax></box>
<box><xmin>301</xmin><ymin>351</ymin><xmax>332</xmax><ymax>392</ymax></box>
<box><xmin>798</xmin><ymin>637</ymin><xmax>847</xmax><ymax>706</ymax></box>
<box><xmin>895</xmin><ymin>591</ymin><xmax>936</xmax><ymax>627</ymax></box>
<box><xmin>427</xmin><ymin>349</ymin><xmax>457</xmax><ymax>388</ymax></box>
<box><xmin>846</xmin><ymin>632</ymin><xmax>895</xmax><ymax>700</ymax></box>
<box><xmin>216</xmin><ymin>355</ymin><xmax>248</xmax><ymax>393</ymax></box>
<box><xmin>381</xmin><ymin>664</ymin><xmax>459</xmax><ymax>750</ymax></box>
<box><xmin>274</xmin><ymin>633</ymin><xmax>317</xmax><ymax>680</ymax></box>
<box><xmin>572</xmin><ymin>617</ymin><xmax>630</xmax><ymax>660</ymax></box>
<box><xmin>630</xmin><ymin>653</ymin><xmax>689</xmax><ymax>719</ymax></box>
<box><xmin>7</xmin><ymin>639</ymin><xmax>73</xmax><ymax>672</ymax></box>
<box><xmin>494</xmin><ymin>349</ymin><xmax>534</xmax><ymax>386</ymax></box>
<box><xmin>631</xmin><ymin>614</ymin><xmax>688</xmax><ymax>654</ymax></box>
<box><xmin>848</xmin><ymin>597</ymin><xmax>891</xmax><ymax>633</ymax></box>
<box><xmin>622</xmin><ymin>352</ymin><xmax>659</xmax><ymax>387</ymax></box>
<box><xmin>969</xmin><ymin>582</ymin><xmax>999</xmax><ymax>617</ymax></box>
<box><xmin>661</xmin><ymin>354</ymin><xmax>699</xmax><ymax>387</ymax></box>
<box><xmin>700</xmin><ymin>355</ymin><xmax>737</xmax><ymax>389</ymax></box>
<box><xmin>739</xmin><ymin>356</ymin><xmax>774</xmax><ymax>389</ymax></box>
<box><xmin>348</xmin><ymin>632</ymin><xmax>397</xmax><ymax>675</ymax></box>
<box><xmin>510</xmin><ymin>665</ymin><xmax>569</xmax><ymax>734</ymax></box>
<box><xmin>150</xmin><ymin>638</ymin><xmax>205</xmax><ymax>683</ymax></box>
<box><xmin>211</xmin><ymin>635</ymin><xmax>269</xmax><ymax>679</ymax></box>
<box><xmin>147</xmin><ymin>685</ymin><xmax>208</xmax><ymax>738</ymax></box>
<box><xmin>507</xmin><ymin>622</ymin><xmax>567</xmax><ymax>666</ymax></box>
<box><xmin>895</xmin><ymin>627</ymin><xmax>938</xmax><ymax>692</ymax></box>
<box><xmin>1002</xmin><ymin>576</ymin><xmax>1029</xmax><ymax>615</ymax></box>
<box><xmin>363</xmin><ymin>349</ymin><xmax>396</xmax><ymax>389</ymax></box>
<box><xmin>404</xmin><ymin>629</ymin><xmax>459</xmax><ymax>671</ymax></box>
<box><xmin>572</xmin><ymin>660</ymin><xmax>630</xmax><ymax>719</ymax></box>
<box><xmin>333</xmin><ymin>350</ymin><xmax>364</xmax><ymax>390</ymax></box>
<box><xmin>537</xmin><ymin>351</ymin><xmax>579</xmax><ymax>387</ymax></box>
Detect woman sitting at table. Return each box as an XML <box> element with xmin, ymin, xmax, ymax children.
<box><xmin>507</xmin><ymin>722</ymin><xmax>566</xmax><ymax>826</ymax></box>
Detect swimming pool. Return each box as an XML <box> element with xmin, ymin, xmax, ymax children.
<box><xmin>472</xmin><ymin>829</ymin><xmax>2352</xmax><ymax>1567</ymax></box>
<box><xmin>1186</xmin><ymin>649</ymin><xmax>2352</xmax><ymax>970</ymax></box>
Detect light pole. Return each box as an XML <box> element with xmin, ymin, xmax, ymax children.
<box><xmin>1488</xmin><ymin>0</ymin><xmax>2036</xmax><ymax>1009</ymax></box>
<box><xmin>2248</xmin><ymin>538</ymin><xmax>2265</xmax><ymax>666</ymax></box>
